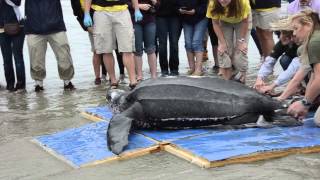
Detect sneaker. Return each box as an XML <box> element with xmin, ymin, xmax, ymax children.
<box><xmin>161</xmin><ymin>71</ymin><xmax>169</xmax><ymax>77</ymax></box>
<box><xmin>64</xmin><ymin>82</ymin><xmax>75</xmax><ymax>91</ymax></box>
<box><xmin>15</xmin><ymin>83</ymin><xmax>26</xmax><ymax>93</ymax></box>
<box><xmin>95</xmin><ymin>78</ymin><xmax>101</xmax><ymax>85</ymax></box>
<box><xmin>169</xmin><ymin>71</ymin><xmax>179</xmax><ymax>76</ymax></box>
<box><xmin>7</xmin><ymin>87</ymin><xmax>16</xmax><ymax>92</ymax></box>
<box><xmin>110</xmin><ymin>82</ymin><xmax>119</xmax><ymax>89</ymax></box>
<box><xmin>35</xmin><ymin>85</ymin><xmax>44</xmax><ymax>92</ymax></box>
<box><xmin>212</xmin><ymin>66</ymin><xmax>219</xmax><ymax>73</ymax></box>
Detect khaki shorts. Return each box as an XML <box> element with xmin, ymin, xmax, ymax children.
<box><xmin>218</xmin><ymin>53</ymin><xmax>232</xmax><ymax>69</ymax></box>
<box><xmin>218</xmin><ymin>16</ymin><xmax>251</xmax><ymax>72</ymax></box>
<box><xmin>252</xmin><ymin>9</ymin><xmax>280</xmax><ymax>30</ymax></box>
<box><xmin>93</xmin><ymin>10</ymin><xmax>135</xmax><ymax>54</ymax></box>
<box><xmin>27</xmin><ymin>32</ymin><xmax>74</xmax><ymax>80</ymax></box>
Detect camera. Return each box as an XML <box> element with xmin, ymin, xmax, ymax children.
<box><xmin>180</xmin><ymin>7</ymin><xmax>192</xmax><ymax>11</ymax></box>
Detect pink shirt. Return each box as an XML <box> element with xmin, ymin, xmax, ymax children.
<box><xmin>287</xmin><ymin>0</ymin><xmax>320</xmax><ymax>15</ymax></box>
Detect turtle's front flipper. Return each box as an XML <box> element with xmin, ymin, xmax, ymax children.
<box><xmin>260</xmin><ymin>109</ymin><xmax>303</xmax><ymax>127</ymax></box>
<box><xmin>107</xmin><ymin>102</ymin><xmax>143</xmax><ymax>155</ymax></box>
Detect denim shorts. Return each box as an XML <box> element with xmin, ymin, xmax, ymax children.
<box><xmin>182</xmin><ymin>18</ymin><xmax>208</xmax><ymax>52</ymax></box>
<box><xmin>134</xmin><ymin>22</ymin><xmax>156</xmax><ymax>56</ymax></box>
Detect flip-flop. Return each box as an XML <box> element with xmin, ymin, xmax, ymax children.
<box><xmin>191</xmin><ymin>71</ymin><xmax>204</xmax><ymax>76</ymax></box>
<box><xmin>129</xmin><ymin>83</ymin><xmax>137</xmax><ymax>90</ymax></box>
<box><xmin>110</xmin><ymin>82</ymin><xmax>119</xmax><ymax>89</ymax></box>
<box><xmin>186</xmin><ymin>69</ymin><xmax>194</xmax><ymax>75</ymax></box>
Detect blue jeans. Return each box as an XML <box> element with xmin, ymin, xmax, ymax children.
<box><xmin>156</xmin><ymin>16</ymin><xmax>182</xmax><ymax>74</ymax></box>
<box><xmin>0</xmin><ymin>32</ymin><xmax>26</xmax><ymax>90</ymax></box>
<box><xmin>134</xmin><ymin>22</ymin><xmax>156</xmax><ymax>56</ymax></box>
<box><xmin>183</xmin><ymin>18</ymin><xmax>208</xmax><ymax>52</ymax></box>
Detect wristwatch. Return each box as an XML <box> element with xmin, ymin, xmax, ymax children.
<box><xmin>301</xmin><ymin>98</ymin><xmax>312</xmax><ymax>108</ymax></box>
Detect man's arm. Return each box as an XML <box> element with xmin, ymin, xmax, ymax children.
<box><xmin>131</xmin><ymin>0</ymin><xmax>139</xmax><ymax>10</ymax></box>
<box><xmin>84</xmin><ymin>0</ymin><xmax>92</xmax><ymax>13</ymax></box>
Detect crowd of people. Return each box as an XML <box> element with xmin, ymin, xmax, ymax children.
<box><xmin>1</xmin><ymin>0</ymin><xmax>320</xmax><ymax>125</ymax></box>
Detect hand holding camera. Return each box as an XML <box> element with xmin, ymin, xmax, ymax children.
<box><xmin>138</xmin><ymin>3</ymin><xmax>152</xmax><ymax>11</ymax></box>
<box><xmin>179</xmin><ymin>7</ymin><xmax>195</xmax><ymax>15</ymax></box>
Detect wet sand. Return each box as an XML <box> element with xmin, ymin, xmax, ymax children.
<box><xmin>0</xmin><ymin>1</ymin><xmax>320</xmax><ymax>179</ymax></box>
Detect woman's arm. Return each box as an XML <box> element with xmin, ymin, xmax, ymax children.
<box><xmin>278</xmin><ymin>65</ymin><xmax>311</xmax><ymax>101</ymax></box>
<box><xmin>239</xmin><ymin>17</ymin><xmax>249</xmax><ymax>42</ymax></box>
<box><xmin>212</xmin><ymin>19</ymin><xmax>227</xmax><ymax>54</ymax></box>
<box><xmin>84</xmin><ymin>0</ymin><xmax>92</xmax><ymax>13</ymax></box>
<box><xmin>237</xmin><ymin>17</ymin><xmax>249</xmax><ymax>54</ymax></box>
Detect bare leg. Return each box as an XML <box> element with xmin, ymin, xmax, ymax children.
<box><xmin>194</xmin><ymin>52</ymin><xmax>203</xmax><ymax>75</ymax></box>
<box><xmin>103</xmin><ymin>53</ymin><xmax>117</xmax><ymax>84</ymax></box>
<box><xmin>187</xmin><ymin>51</ymin><xmax>195</xmax><ymax>72</ymax></box>
<box><xmin>134</xmin><ymin>55</ymin><xmax>143</xmax><ymax>80</ymax></box>
<box><xmin>256</xmin><ymin>28</ymin><xmax>274</xmax><ymax>58</ymax></box>
<box><xmin>123</xmin><ymin>52</ymin><xmax>137</xmax><ymax>85</ymax></box>
<box><xmin>221</xmin><ymin>68</ymin><xmax>233</xmax><ymax>80</ymax></box>
<box><xmin>213</xmin><ymin>46</ymin><xmax>218</xmax><ymax>67</ymax></box>
<box><xmin>93</xmin><ymin>52</ymin><xmax>101</xmax><ymax>79</ymax></box>
<box><xmin>147</xmin><ymin>53</ymin><xmax>157</xmax><ymax>79</ymax></box>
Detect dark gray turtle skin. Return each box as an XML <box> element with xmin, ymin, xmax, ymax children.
<box><xmin>107</xmin><ymin>77</ymin><xmax>301</xmax><ymax>155</ymax></box>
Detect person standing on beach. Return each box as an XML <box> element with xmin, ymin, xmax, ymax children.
<box><xmin>0</xmin><ymin>0</ymin><xmax>26</xmax><ymax>92</ymax></box>
<box><xmin>25</xmin><ymin>0</ymin><xmax>76</xmax><ymax>92</ymax></box>
<box><xmin>84</xmin><ymin>0</ymin><xmax>143</xmax><ymax>89</ymax></box>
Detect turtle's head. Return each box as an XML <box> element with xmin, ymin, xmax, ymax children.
<box><xmin>106</xmin><ymin>89</ymin><xmax>126</xmax><ymax>105</ymax></box>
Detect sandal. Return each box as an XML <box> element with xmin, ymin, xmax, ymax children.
<box><xmin>110</xmin><ymin>82</ymin><xmax>119</xmax><ymax>89</ymax></box>
<box><xmin>191</xmin><ymin>71</ymin><xmax>204</xmax><ymax>76</ymax></box>
<box><xmin>129</xmin><ymin>83</ymin><xmax>137</xmax><ymax>90</ymax></box>
<box><xmin>186</xmin><ymin>69</ymin><xmax>195</xmax><ymax>75</ymax></box>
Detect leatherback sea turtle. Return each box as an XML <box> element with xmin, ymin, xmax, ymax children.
<box><xmin>107</xmin><ymin>77</ymin><xmax>301</xmax><ymax>154</ymax></box>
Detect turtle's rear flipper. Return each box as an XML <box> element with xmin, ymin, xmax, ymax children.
<box><xmin>107</xmin><ymin>102</ymin><xmax>143</xmax><ymax>155</ymax></box>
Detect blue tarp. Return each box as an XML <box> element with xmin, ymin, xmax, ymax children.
<box><xmin>35</xmin><ymin>121</ymin><xmax>155</xmax><ymax>167</ymax></box>
<box><xmin>172</xmin><ymin>118</ymin><xmax>320</xmax><ymax>161</ymax></box>
<box><xmin>37</xmin><ymin>106</ymin><xmax>320</xmax><ymax>167</ymax></box>
<box><xmin>84</xmin><ymin>106</ymin><xmax>113</xmax><ymax>121</ymax></box>
<box><xmin>136</xmin><ymin>129</ymin><xmax>214</xmax><ymax>142</ymax></box>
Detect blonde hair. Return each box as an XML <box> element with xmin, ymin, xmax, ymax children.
<box><xmin>271</xmin><ymin>10</ymin><xmax>320</xmax><ymax>64</ymax></box>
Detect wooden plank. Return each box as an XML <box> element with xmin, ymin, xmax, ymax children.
<box><xmin>163</xmin><ymin>144</ymin><xmax>211</xmax><ymax>168</ymax></box>
<box><xmin>81</xmin><ymin>145</ymin><xmax>161</xmax><ymax>168</ymax></box>
<box><xmin>163</xmin><ymin>143</ymin><xmax>320</xmax><ymax>168</ymax></box>
<box><xmin>80</xmin><ymin>112</ymin><xmax>104</xmax><ymax>122</ymax></box>
<box><xmin>209</xmin><ymin>146</ymin><xmax>320</xmax><ymax>168</ymax></box>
